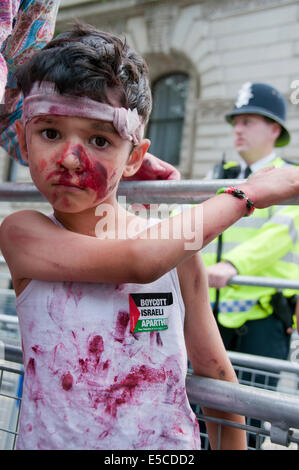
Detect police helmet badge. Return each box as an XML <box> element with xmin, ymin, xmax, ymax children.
<box><xmin>235</xmin><ymin>82</ymin><xmax>253</xmax><ymax>108</ymax></box>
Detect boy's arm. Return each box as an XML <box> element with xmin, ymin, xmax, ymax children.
<box><xmin>1</xmin><ymin>165</ymin><xmax>299</xmax><ymax>287</ymax></box>
<box><xmin>0</xmin><ymin>210</ymin><xmax>143</xmax><ymax>285</ymax></box>
<box><xmin>178</xmin><ymin>253</ymin><xmax>247</xmax><ymax>450</ymax></box>
<box><xmin>0</xmin><ymin>190</ymin><xmax>249</xmax><ymax>287</ymax></box>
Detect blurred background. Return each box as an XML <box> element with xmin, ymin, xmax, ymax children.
<box><xmin>1</xmin><ymin>0</ymin><xmax>299</xmax><ymax>450</ymax></box>
<box><xmin>3</xmin><ymin>0</ymin><xmax>299</xmax><ymax>186</ymax></box>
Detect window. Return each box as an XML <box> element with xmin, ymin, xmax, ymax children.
<box><xmin>147</xmin><ymin>73</ymin><xmax>189</xmax><ymax>166</ymax></box>
<box><xmin>7</xmin><ymin>158</ymin><xmax>18</xmax><ymax>181</ymax></box>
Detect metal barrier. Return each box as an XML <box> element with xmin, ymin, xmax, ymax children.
<box><xmin>187</xmin><ymin>374</ymin><xmax>299</xmax><ymax>450</ymax></box>
<box><xmin>0</xmin><ymin>361</ymin><xmax>23</xmax><ymax>450</ymax></box>
<box><xmin>228</xmin><ymin>349</ymin><xmax>299</xmax><ymax>392</ymax></box>
<box><xmin>1</xmin><ymin>180</ymin><xmax>299</xmax><ymax>204</ymax></box>
<box><xmin>1</xmin><ymin>348</ymin><xmax>299</xmax><ymax>450</ymax></box>
<box><xmin>186</xmin><ymin>344</ymin><xmax>299</xmax><ymax>450</ymax></box>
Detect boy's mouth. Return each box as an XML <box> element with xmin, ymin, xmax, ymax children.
<box><xmin>53</xmin><ymin>181</ymin><xmax>85</xmax><ymax>190</ymax></box>
<box><xmin>49</xmin><ymin>171</ymin><xmax>86</xmax><ymax>190</ymax></box>
<box><xmin>48</xmin><ymin>160</ymin><xmax>110</xmax><ymax>201</ymax></box>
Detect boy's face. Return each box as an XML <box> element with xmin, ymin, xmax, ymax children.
<box><xmin>16</xmin><ymin>114</ymin><xmax>149</xmax><ymax>213</ymax></box>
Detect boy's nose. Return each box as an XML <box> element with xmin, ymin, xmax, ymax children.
<box><xmin>58</xmin><ymin>143</ymin><xmax>84</xmax><ymax>171</ymax></box>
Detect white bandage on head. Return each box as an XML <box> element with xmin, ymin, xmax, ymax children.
<box><xmin>21</xmin><ymin>81</ymin><xmax>143</xmax><ymax>144</ymax></box>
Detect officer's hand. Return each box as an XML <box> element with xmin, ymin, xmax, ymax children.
<box><xmin>207</xmin><ymin>261</ymin><xmax>238</xmax><ymax>288</ymax></box>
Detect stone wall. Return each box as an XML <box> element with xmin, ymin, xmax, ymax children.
<box><xmin>55</xmin><ymin>0</ymin><xmax>299</xmax><ymax>178</ymax></box>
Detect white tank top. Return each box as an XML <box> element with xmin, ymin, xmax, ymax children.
<box><xmin>15</xmin><ymin>215</ymin><xmax>200</xmax><ymax>450</ymax></box>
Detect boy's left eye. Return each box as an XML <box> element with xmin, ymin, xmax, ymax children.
<box><xmin>91</xmin><ymin>136</ymin><xmax>109</xmax><ymax>149</ymax></box>
<box><xmin>42</xmin><ymin>129</ymin><xmax>60</xmax><ymax>140</ymax></box>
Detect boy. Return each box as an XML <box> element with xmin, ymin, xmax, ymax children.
<box><xmin>1</xmin><ymin>23</ymin><xmax>299</xmax><ymax>450</ymax></box>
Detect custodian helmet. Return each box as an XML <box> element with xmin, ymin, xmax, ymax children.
<box><xmin>225</xmin><ymin>82</ymin><xmax>290</xmax><ymax>147</ymax></box>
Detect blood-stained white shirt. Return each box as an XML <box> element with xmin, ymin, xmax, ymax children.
<box><xmin>15</xmin><ymin>220</ymin><xmax>200</xmax><ymax>450</ymax></box>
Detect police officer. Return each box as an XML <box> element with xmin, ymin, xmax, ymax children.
<box><xmin>203</xmin><ymin>82</ymin><xmax>299</xmax><ymax>367</ymax></box>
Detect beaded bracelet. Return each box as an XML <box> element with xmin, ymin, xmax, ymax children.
<box><xmin>216</xmin><ymin>186</ymin><xmax>255</xmax><ymax>216</ymax></box>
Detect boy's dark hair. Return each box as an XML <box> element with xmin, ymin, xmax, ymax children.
<box><xmin>15</xmin><ymin>22</ymin><xmax>152</xmax><ymax>124</ymax></box>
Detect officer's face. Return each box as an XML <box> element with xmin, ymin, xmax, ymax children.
<box><xmin>232</xmin><ymin>114</ymin><xmax>281</xmax><ymax>162</ymax></box>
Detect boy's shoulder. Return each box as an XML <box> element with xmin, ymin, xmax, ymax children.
<box><xmin>1</xmin><ymin>209</ymin><xmax>47</xmax><ymax>229</ymax></box>
<box><xmin>0</xmin><ymin>210</ymin><xmax>56</xmax><ymax>283</ymax></box>
<box><xmin>0</xmin><ymin>210</ymin><xmax>49</xmax><ymax>248</ymax></box>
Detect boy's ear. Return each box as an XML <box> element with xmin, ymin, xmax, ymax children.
<box><xmin>122</xmin><ymin>138</ymin><xmax>150</xmax><ymax>178</ymax></box>
<box><xmin>15</xmin><ymin>119</ymin><xmax>29</xmax><ymax>163</ymax></box>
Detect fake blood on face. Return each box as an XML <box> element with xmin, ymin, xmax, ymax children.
<box><xmin>47</xmin><ymin>144</ymin><xmax>111</xmax><ymax>202</ymax></box>
<box><xmin>114</xmin><ymin>311</ymin><xmax>129</xmax><ymax>343</ymax></box>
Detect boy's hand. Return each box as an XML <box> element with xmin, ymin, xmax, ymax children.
<box><xmin>122</xmin><ymin>152</ymin><xmax>180</xmax><ymax>181</ymax></box>
<box><xmin>238</xmin><ymin>166</ymin><xmax>299</xmax><ymax>209</ymax></box>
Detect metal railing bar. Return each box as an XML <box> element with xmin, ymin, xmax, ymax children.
<box><xmin>0</xmin><ymin>275</ymin><xmax>298</xmax><ymax>304</ymax></box>
<box><xmin>0</xmin><ymin>273</ymin><xmax>12</xmax><ymax>280</ymax></box>
<box><xmin>3</xmin><ymin>346</ymin><xmax>23</xmax><ymax>364</ymax></box>
<box><xmin>197</xmin><ymin>412</ymin><xmax>268</xmax><ymax>436</ymax></box>
<box><xmin>0</xmin><ymin>314</ymin><xmax>18</xmax><ymax>324</ymax></box>
<box><xmin>228</xmin><ymin>351</ymin><xmax>299</xmax><ymax>375</ymax></box>
<box><xmin>0</xmin><ymin>363</ymin><xmax>23</xmax><ymax>374</ymax></box>
<box><xmin>0</xmin><ymin>427</ymin><xmax>18</xmax><ymax>436</ymax></box>
<box><xmin>228</xmin><ymin>275</ymin><xmax>299</xmax><ymax>290</ymax></box>
<box><xmin>188</xmin><ymin>355</ymin><xmax>299</xmax><ymax>377</ymax></box>
<box><xmin>0</xmin><ymin>289</ymin><xmax>15</xmax><ymax>297</ymax></box>
<box><xmin>0</xmin><ymin>391</ymin><xmax>21</xmax><ymax>401</ymax></box>
<box><xmin>186</xmin><ymin>374</ymin><xmax>299</xmax><ymax>430</ymax></box>
<box><xmin>1</xmin><ymin>180</ymin><xmax>299</xmax><ymax>205</ymax></box>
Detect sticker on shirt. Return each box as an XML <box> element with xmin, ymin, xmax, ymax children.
<box><xmin>129</xmin><ymin>293</ymin><xmax>173</xmax><ymax>333</ymax></box>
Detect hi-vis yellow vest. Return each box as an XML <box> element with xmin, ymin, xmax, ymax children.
<box><xmin>202</xmin><ymin>156</ymin><xmax>299</xmax><ymax>329</ymax></box>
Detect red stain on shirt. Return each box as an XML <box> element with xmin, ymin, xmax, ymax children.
<box><xmin>102</xmin><ymin>365</ymin><xmax>166</xmax><ymax>417</ymax></box>
<box><xmin>27</xmin><ymin>358</ymin><xmax>36</xmax><ymax>375</ymax></box>
<box><xmin>88</xmin><ymin>335</ymin><xmax>104</xmax><ymax>356</ymax></box>
<box><xmin>62</xmin><ymin>372</ymin><xmax>73</xmax><ymax>391</ymax></box>
<box><xmin>114</xmin><ymin>311</ymin><xmax>129</xmax><ymax>343</ymax></box>
<box><xmin>32</xmin><ymin>345</ymin><xmax>43</xmax><ymax>354</ymax></box>
<box><xmin>79</xmin><ymin>358</ymin><xmax>89</xmax><ymax>373</ymax></box>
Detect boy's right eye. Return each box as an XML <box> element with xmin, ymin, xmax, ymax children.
<box><xmin>41</xmin><ymin>129</ymin><xmax>60</xmax><ymax>140</ymax></box>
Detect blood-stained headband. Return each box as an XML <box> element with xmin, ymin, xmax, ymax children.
<box><xmin>21</xmin><ymin>82</ymin><xmax>143</xmax><ymax>145</ymax></box>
